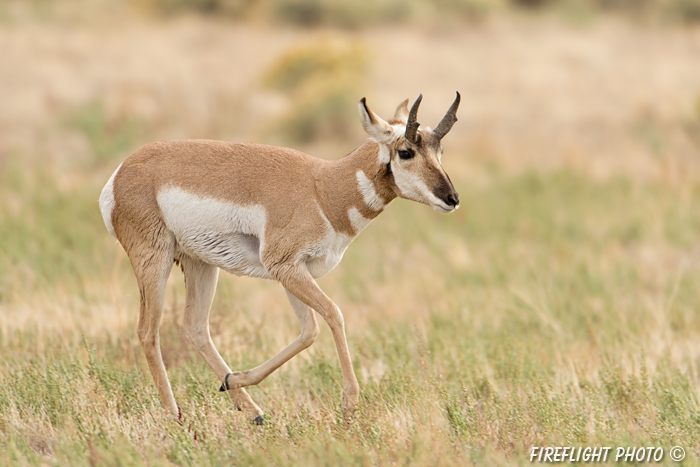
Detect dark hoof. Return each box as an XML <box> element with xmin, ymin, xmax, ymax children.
<box><xmin>219</xmin><ymin>373</ymin><xmax>232</xmax><ymax>392</ymax></box>
<box><xmin>253</xmin><ymin>416</ymin><xmax>264</xmax><ymax>426</ymax></box>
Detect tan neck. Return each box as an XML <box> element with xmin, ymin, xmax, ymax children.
<box><xmin>314</xmin><ymin>140</ymin><xmax>397</xmax><ymax>237</ymax></box>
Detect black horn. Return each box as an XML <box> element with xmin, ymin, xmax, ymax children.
<box><xmin>404</xmin><ymin>94</ymin><xmax>423</xmax><ymax>143</ymax></box>
<box><xmin>433</xmin><ymin>92</ymin><xmax>460</xmax><ymax>140</ymax></box>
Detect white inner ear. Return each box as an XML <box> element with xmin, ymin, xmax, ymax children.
<box><xmin>358</xmin><ymin>102</ymin><xmax>395</xmax><ymax>144</ymax></box>
<box><xmin>394</xmin><ymin>99</ymin><xmax>409</xmax><ymax>121</ymax></box>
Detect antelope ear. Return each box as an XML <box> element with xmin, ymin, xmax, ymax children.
<box><xmin>394</xmin><ymin>99</ymin><xmax>409</xmax><ymax>122</ymax></box>
<box><xmin>359</xmin><ymin>98</ymin><xmax>395</xmax><ymax>144</ymax></box>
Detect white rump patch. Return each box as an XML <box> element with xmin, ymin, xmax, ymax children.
<box><xmin>157</xmin><ymin>186</ymin><xmax>270</xmax><ymax>278</ymax></box>
<box><xmin>355</xmin><ymin>170</ymin><xmax>384</xmax><ymax>211</ymax></box>
<box><xmin>99</xmin><ymin>163</ymin><xmax>122</xmax><ymax>240</ymax></box>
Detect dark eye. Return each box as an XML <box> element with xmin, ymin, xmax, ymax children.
<box><xmin>398</xmin><ymin>149</ymin><xmax>414</xmax><ymax>160</ymax></box>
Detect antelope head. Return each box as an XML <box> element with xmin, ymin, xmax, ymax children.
<box><xmin>359</xmin><ymin>93</ymin><xmax>461</xmax><ymax>213</ymax></box>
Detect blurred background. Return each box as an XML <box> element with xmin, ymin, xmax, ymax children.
<box><xmin>2</xmin><ymin>0</ymin><xmax>700</xmax><ymax>463</ymax></box>
<box><xmin>2</xmin><ymin>0</ymin><xmax>699</xmax><ymax>175</ymax></box>
<box><xmin>2</xmin><ymin>0</ymin><xmax>699</xmax><ymax>332</ymax></box>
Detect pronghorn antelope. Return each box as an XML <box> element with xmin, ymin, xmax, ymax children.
<box><xmin>99</xmin><ymin>93</ymin><xmax>460</xmax><ymax>424</ymax></box>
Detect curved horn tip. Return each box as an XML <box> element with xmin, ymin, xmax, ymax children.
<box><xmin>432</xmin><ymin>92</ymin><xmax>462</xmax><ymax>140</ymax></box>
<box><xmin>410</xmin><ymin>94</ymin><xmax>423</xmax><ymax>110</ymax></box>
<box><xmin>409</xmin><ymin>94</ymin><xmax>423</xmax><ymax>115</ymax></box>
<box><xmin>405</xmin><ymin>94</ymin><xmax>423</xmax><ymax>143</ymax></box>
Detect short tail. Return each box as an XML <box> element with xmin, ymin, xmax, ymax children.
<box><xmin>99</xmin><ymin>163</ymin><xmax>122</xmax><ymax>241</ymax></box>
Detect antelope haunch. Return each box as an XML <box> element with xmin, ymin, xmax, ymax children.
<box><xmin>99</xmin><ymin>93</ymin><xmax>460</xmax><ymax>424</ymax></box>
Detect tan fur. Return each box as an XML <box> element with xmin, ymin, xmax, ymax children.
<box><xmin>101</xmin><ymin>96</ymin><xmax>459</xmax><ymax>424</ymax></box>
<box><xmin>113</xmin><ymin>140</ymin><xmax>395</xmax><ymax>245</ymax></box>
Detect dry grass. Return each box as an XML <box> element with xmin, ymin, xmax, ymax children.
<box><xmin>2</xmin><ymin>7</ymin><xmax>700</xmax><ymax>465</ymax></box>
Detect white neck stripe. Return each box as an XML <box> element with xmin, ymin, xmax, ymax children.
<box><xmin>356</xmin><ymin>170</ymin><xmax>385</xmax><ymax>211</ymax></box>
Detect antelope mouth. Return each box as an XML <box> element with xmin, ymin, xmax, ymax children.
<box><xmin>432</xmin><ymin>201</ymin><xmax>459</xmax><ymax>213</ymax></box>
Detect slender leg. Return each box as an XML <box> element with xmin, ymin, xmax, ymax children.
<box><xmin>131</xmin><ymin>243</ymin><xmax>179</xmax><ymax>416</ymax></box>
<box><xmin>227</xmin><ymin>264</ymin><xmax>359</xmax><ymax>422</ymax></box>
<box><xmin>221</xmin><ymin>288</ymin><xmax>320</xmax><ymax>388</ymax></box>
<box><xmin>179</xmin><ymin>256</ymin><xmax>265</xmax><ymax>422</ymax></box>
<box><xmin>276</xmin><ymin>267</ymin><xmax>360</xmax><ymax>422</ymax></box>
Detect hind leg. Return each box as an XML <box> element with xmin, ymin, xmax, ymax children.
<box><xmin>130</xmin><ymin>241</ymin><xmax>179</xmax><ymax>416</ymax></box>
<box><xmin>179</xmin><ymin>256</ymin><xmax>264</xmax><ymax>422</ymax></box>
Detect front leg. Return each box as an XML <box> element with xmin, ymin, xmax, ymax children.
<box><xmin>270</xmin><ymin>264</ymin><xmax>360</xmax><ymax>422</ymax></box>
<box><xmin>219</xmin><ymin>290</ymin><xmax>319</xmax><ymax>390</ymax></box>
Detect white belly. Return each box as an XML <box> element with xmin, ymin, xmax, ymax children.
<box><xmin>157</xmin><ymin>187</ymin><xmax>372</xmax><ymax>281</ymax></box>
<box><xmin>157</xmin><ymin>186</ymin><xmax>271</xmax><ymax>279</ymax></box>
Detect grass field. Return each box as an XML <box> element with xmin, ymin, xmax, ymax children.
<box><xmin>2</xmin><ymin>4</ymin><xmax>700</xmax><ymax>465</ymax></box>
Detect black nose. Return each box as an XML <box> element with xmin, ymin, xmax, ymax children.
<box><xmin>447</xmin><ymin>192</ymin><xmax>460</xmax><ymax>207</ymax></box>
